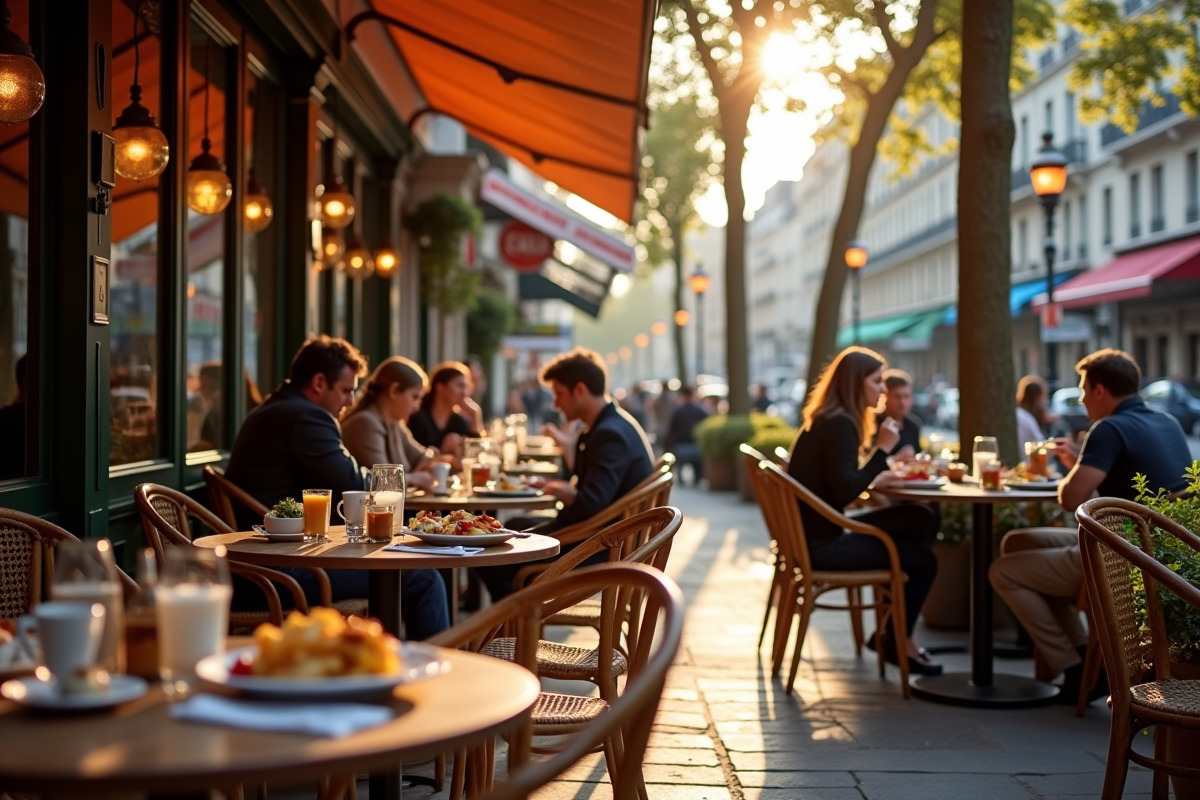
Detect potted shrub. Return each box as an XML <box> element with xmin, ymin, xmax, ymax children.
<box><xmin>695</xmin><ymin>413</ymin><xmax>791</xmax><ymax>491</ymax></box>
<box><xmin>263</xmin><ymin>497</ymin><xmax>305</xmax><ymax>535</ymax></box>
<box><xmin>742</xmin><ymin>423</ymin><xmax>797</xmax><ymax>500</ymax></box>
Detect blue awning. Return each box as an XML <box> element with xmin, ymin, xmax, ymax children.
<box><xmin>944</xmin><ymin>272</ymin><xmax>1079</xmax><ymax>325</ymax></box>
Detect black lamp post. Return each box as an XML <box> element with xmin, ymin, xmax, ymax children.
<box><xmin>845</xmin><ymin>239</ymin><xmax>868</xmax><ymax>344</ymax></box>
<box><xmin>689</xmin><ymin>265</ymin><xmax>711</xmax><ymax>376</ymax></box>
<box><xmin>1030</xmin><ymin>133</ymin><xmax>1068</xmax><ymax>386</ymax></box>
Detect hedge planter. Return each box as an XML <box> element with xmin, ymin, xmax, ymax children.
<box><xmin>704</xmin><ymin>456</ymin><xmax>737</xmax><ymax>492</ymax></box>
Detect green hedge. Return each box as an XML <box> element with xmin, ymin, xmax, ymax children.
<box><xmin>695</xmin><ymin>413</ymin><xmax>794</xmax><ymax>460</ymax></box>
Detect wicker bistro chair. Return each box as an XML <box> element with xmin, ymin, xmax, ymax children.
<box><xmin>740</xmin><ymin>444</ymin><xmax>791</xmax><ymax>659</ymax></box>
<box><xmin>756</xmin><ymin>459</ymin><xmax>911</xmax><ymax>697</ymax></box>
<box><xmin>1076</xmin><ymin>496</ymin><xmax>1200</xmax><ymax>799</ymax></box>
<box><xmin>428</xmin><ymin>563</ymin><xmax>685</xmax><ymax>800</ymax></box>
<box><xmin>0</xmin><ymin>507</ymin><xmax>139</xmax><ymax>617</ymax></box>
<box><xmin>202</xmin><ymin>464</ymin><xmax>343</xmax><ymax>610</ymax></box>
<box><xmin>133</xmin><ymin>483</ymin><xmax>307</xmax><ymax>627</ymax></box>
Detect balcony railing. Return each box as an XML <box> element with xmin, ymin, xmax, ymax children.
<box><xmin>1151</xmin><ymin>215</ymin><xmax>1165</xmax><ymax>233</ymax></box>
<box><xmin>1101</xmin><ymin>94</ymin><xmax>1182</xmax><ymax>146</ymax></box>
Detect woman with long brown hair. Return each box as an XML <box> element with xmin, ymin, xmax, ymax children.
<box><xmin>786</xmin><ymin>346</ymin><xmax>941</xmax><ymax>675</ymax></box>
<box><xmin>407</xmin><ymin>361</ymin><xmax>479</xmax><ymax>459</ymax></box>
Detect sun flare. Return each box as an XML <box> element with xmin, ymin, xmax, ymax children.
<box><xmin>760</xmin><ymin>32</ymin><xmax>807</xmax><ymax>84</ymax></box>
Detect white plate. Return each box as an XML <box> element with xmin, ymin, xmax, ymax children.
<box><xmin>196</xmin><ymin>642</ymin><xmax>450</xmax><ymax>699</ymax></box>
<box><xmin>472</xmin><ymin>487</ymin><xmax>542</xmax><ymax>497</ymax></box>
<box><xmin>894</xmin><ymin>477</ymin><xmax>947</xmax><ymax>489</ymax></box>
<box><xmin>403</xmin><ymin>529</ymin><xmax>517</xmax><ymax>547</ymax></box>
<box><xmin>1</xmin><ymin>674</ymin><xmax>147</xmax><ymax>711</ymax></box>
<box><xmin>1005</xmin><ymin>478</ymin><xmax>1061</xmax><ymax>490</ymax></box>
<box><xmin>252</xmin><ymin>525</ymin><xmax>304</xmax><ymax>543</ymax></box>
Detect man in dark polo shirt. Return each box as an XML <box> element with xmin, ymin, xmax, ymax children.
<box><xmin>990</xmin><ymin>349</ymin><xmax>1191</xmax><ymax>702</ymax></box>
<box><xmin>875</xmin><ymin>369</ymin><xmax>922</xmax><ymax>459</ymax></box>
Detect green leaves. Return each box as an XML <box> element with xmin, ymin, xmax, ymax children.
<box><xmin>404</xmin><ymin>193</ymin><xmax>483</xmax><ymax>317</ymax></box>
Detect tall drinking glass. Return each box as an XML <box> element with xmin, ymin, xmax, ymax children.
<box><xmin>301</xmin><ymin>489</ymin><xmax>332</xmax><ymax>542</ymax></box>
<box><xmin>51</xmin><ymin>539</ymin><xmax>126</xmax><ymax>674</ymax></box>
<box><xmin>156</xmin><ymin>546</ymin><xmax>231</xmax><ymax>698</ymax></box>
<box><xmin>972</xmin><ymin>436</ymin><xmax>999</xmax><ymax>480</ymax></box>
<box><xmin>369</xmin><ymin>464</ymin><xmax>406</xmax><ymax>535</ymax></box>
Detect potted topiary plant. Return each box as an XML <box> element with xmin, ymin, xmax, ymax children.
<box><xmin>264</xmin><ymin>497</ymin><xmax>305</xmax><ymax>535</ymax></box>
<box><xmin>695</xmin><ymin>413</ymin><xmax>791</xmax><ymax>491</ymax></box>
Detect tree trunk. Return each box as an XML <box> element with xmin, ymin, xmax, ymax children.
<box><xmin>670</xmin><ymin>220</ymin><xmax>689</xmax><ymax>384</ymax></box>
<box><xmin>805</xmin><ymin>1</ymin><xmax>942</xmax><ymax>395</ymax></box>
<box><xmin>722</xmin><ymin>88</ymin><xmax>755</xmax><ymax>416</ymax></box>
<box><xmin>958</xmin><ymin>0</ymin><xmax>1019</xmax><ymax>464</ymax></box>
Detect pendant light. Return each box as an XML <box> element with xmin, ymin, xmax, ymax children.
<box><xmin>244</xmin><ymin>168</ymin><xmax>273</xmax><ymax>232</ymax></box>
<box><xmin>319</xmin><ymin>227</ymin><xmax>345</xmax><ymax>271</ymax></box>
<box><xmin>0</xmin><ymin>0</ymin><xmax>44</xmax><ymax>125</ymax></box>
<box><xmin>373</xmin><ymin>240</ymin><xmax>400</xmax><ymax>277</ymax></box>
<box><xmin>113</xmin><ymin>3</ymin><xmax>168</xmax><ymax>180</ymax></box>
<box><xmin>342</xmin><ymin>233</ymin><xmax>375</xmax><ymax>280</ymax></box>
<box><xmin>186</xmin><ymin>39</ymin><xmax>232</xmax><ymax>215</ymax></box>
<box><xmin>316</xmin><ymin>87</ymin><xmax>355</xmax><ymax>229</ymax></box>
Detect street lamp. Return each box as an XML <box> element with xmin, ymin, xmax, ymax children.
<box><xmin>1030</xmin><ymin>133</ymin><xmax>1068</xmax><ymax>386</ymax></box>
<box><xmin>689</xmin><ymin>264</ymin><xmax>711</xmax><ymax>375</ymax></box>
<box><xmin>844</xmin><ymin>239</ymin><xmax>868</xmax><ymax>344</ymax></box>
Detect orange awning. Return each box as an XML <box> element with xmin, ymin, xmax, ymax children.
<box><xmin>348</xmin><ymin>1</ymin><xmax>656</xmax><ymax>222</ymax></box>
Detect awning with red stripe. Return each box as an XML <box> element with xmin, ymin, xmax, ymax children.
<box><xmin>1036</xmin><ymin>236</ymin><xmax>1200</xmax><ymax>309</ymax></box>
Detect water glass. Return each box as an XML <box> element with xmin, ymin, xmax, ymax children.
<box><xmin>369</xmin><ymin>464</ymin><xmax>406</xmax><ymax>535</ymax></box>
<box><xmin>302</xmin><ymin>488</ymin><xmax>332</xmax><ymax>542</ymax></box>
<box><xmin>155</xmin><ymin>546</ymin><xmax>231</xmax><ymax>699</ymax></box>
<box><xmin>972</xmin><ymin>436</ymin><xmax>999</xmax><ymax>480</ymax></box>
<box><xmin>51</xmin><ymin>538</ymin><xmax>125</xmax><ymax>674</ymax></box>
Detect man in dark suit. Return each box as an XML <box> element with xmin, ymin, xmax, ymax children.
<box><xmin>226</xmin><ymin>335</ymin><xmax>448</xmax><ymax>640</ymax></box>
<box><xmin>480</xmin><ymin>347</ymin><xmax>654</xmax><ymax>599</ymax></box>
<box><xmin>662</xmin><ymin>384</ymin><xmax>708</xmax><ymax>485</ymax></box>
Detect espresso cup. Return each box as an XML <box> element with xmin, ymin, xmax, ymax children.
<box><xmin>18</xmin><ymin>601</ymin><xmax>106</xmax><ymax>687</ymax></box>
<box><xmin>337</xmin><ymin>490</ymin><xmax>371</xmax><ymax>542</ymax></box>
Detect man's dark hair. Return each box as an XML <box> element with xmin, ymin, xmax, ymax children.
<box><xmin>289</xmin><ymin>335</ymin><xmax>368</xmax><ymax>388</ymax></box>
<box><xmin>540</xmin><ymin>348</ymin><xmax>607</xmax><ymax>396</ymax></box>
<box><xmin>882</xmin><ymin>368</ymin><xmax>912</xmax><ymax>391</ymax></box>
<box><xmin>1075</xmin><ymin>348</ymin><xmax>1141</xmax><ymax>398</ymax></box>
<box><xmin>679</xmin><ymin>383</ymin><xmax>697</xmax><ymax>399</ymax></box>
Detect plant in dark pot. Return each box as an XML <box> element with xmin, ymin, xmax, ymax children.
<box><xmin>695</xmin><ymin>413</ymin><xmax>792</xmax><ymax>492</ymax></box>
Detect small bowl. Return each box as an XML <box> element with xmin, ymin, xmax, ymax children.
<box><xmin>263</xmin><ymin>515</ymin><xmax>305</xmax><ymax>535</ymax></box>
<box><xmin>945</xmin><ymin>463</ymin><xmax>968</xmax><ymax>483</ymax></box>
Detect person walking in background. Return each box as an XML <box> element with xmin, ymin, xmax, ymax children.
<box><xmin>341</xmin><ymin>356</ymin><xmax>456</xmax><ymax>492</ymax></box>
<box><xmin>407</xmin><ymin>361</ymin><xmax>479</xmax><ymax>460</ymax></box>
<box><xmin>874</xmin><ymin>369</ymin><xmax>921</xmax><ymax>460</ymax></box>
<box><xmin>663</xmin><ymin>384</ymin><xmax>709</xmax><ymax>486</ymax></box>
<box><xmin>751</xmin><ymin>383</ymin><xmax>772</xmax><ymax>413</ymax></box>
<box><xmin>787</xmin><ymin>347</ymin><xmax>942</xmax><ymax>676</ymax></box>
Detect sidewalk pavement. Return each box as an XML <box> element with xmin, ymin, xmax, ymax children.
<box><xmin>523</xmin><ymin>481</ymin><xmax>1153</xmax><ymax>800</ymax></box>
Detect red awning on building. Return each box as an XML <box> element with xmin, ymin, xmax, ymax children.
<box><xmin>1036</xmin><ymin>236</ymin><xmax>1200</xmax><ymax>309</ymax></box>
<box><xmin>347</xmin><ymin>0</ymin><xmax>656</xmax><ymax>222</ymax></box>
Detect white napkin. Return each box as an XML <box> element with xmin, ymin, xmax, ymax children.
<box><xmin>170</xmin><ymin>694</ymin><xmax>393</xmax><ymax>738</ymax></box>
<box><xmin>383</xmin><ymin>544</ymin><xmax>485</xmax><ymax>556</ymax></box>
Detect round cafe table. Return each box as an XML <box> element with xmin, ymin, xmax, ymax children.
<box><xmin>872</xmin><ymin>478</ymin><xmax>1061</xmax><ymax>708</ymax></box>
<box><xmin>0</xmin><ymin>647</ymin><xmax>538</xmax><ymax>797</ymax></box>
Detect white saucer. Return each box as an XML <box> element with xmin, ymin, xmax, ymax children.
<box><xmin>0</xmin><ymin>674</ymin><xmax>148</xmax><ymax>710</ymax></box>
<box><xmin>252</xmin><ymin>525</ymin><xmax>305</xmax><ymax>543</ymax></box>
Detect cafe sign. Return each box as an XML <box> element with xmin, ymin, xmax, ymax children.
<box><xmin>498</xmin><ymin>220</ymin><xmax>554</xmax><ymax>272</ymax></box>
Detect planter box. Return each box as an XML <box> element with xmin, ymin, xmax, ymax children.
<box><xmin>704</xmin><ymin>457</ymin><xmax>736</xmax><ymax>491</ymax></box>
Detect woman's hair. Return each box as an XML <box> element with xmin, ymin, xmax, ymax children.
<box><xmin>1016</xmin><ymin>375</ymin><xmax>1049</xmax><ymax>425</ymax></box>
<box><xmin>801</xmin><ymin>347</ymin><xmax>886</xmax><ymax>448</ymax></box>
<box><xmin>345</xmin><ymin>356</ymin><xmax>428</xmax><ymax>419</ymax></box>
<box><xmin>419</xmin><ymin>361</ymin><xmax>471</xmax><ymax>411</ymax></box>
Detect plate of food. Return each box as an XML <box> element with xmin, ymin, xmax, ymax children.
<box><xmin>403</xmin><ymin>530</ymin><xmax>517</xmax><ymax>547</ymax></box>
<box><xmin>893</xmin><ymin>477</ymin><xmax>947</xmax><ymax>489</ymax></box>
<box><xmin>1005</xmin><ymin>477</ymin><xmax>1062</xmax><ymax>490</ymax></box>
<box><xmin>195</xmin><ymin>609</ymin><xmax>450</xmax><ymax>699</ymax></box>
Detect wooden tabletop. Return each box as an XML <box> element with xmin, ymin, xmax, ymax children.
<box><xmin>194</xmin><ymin>527</ymin><xmax>560</xmax><ymax>571</ymax></box>
<box><xmin>872</xmin><ymin>479</ymin><xmax>1059</xmax><ymax>504</ymax></box>
<box><xmin>0</xmin><ymin>648</ymin><xmax>538</xmax><ymax>795</ymax></box>
<box><xmin>405</xmin><ymin>489</ymin><xmax>558</xmax><ymax>513</ymax></box>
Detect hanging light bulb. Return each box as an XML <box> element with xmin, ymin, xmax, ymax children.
<box><xmin>244</xmin><ymin>169</ymin><xmax>273</xmax><ymax>232</ymax></box>
<box><xmin>186</xmin><ymin>40</ymin><xmax>231</xmax><ymax>215</ymax></box>
<box><xmin>317</xmin><ymin>177</ymin><xmax>355</xmax><ymax>229</ymax></box>
<box><xmin>0</xmin><ymin>0</ymin><xmax>44</xmax><ymax>125</ymax></box>
<box><xmin>319</xmin><ymin>227</ymin><xmax>345</xmax><ymax>271</ymax></box>
<box><xmin>373</xmin><ymin>240</ymin><xmax>400</xmax><ymax>277</ymax></box>
<box><xmin>113</xmin><ymin>4</ymin><xmax>168</xmax><ymax>180</ymax></box>
<box><xmin>342</xmin><ymin>234</ymin><xmax>375</xmax><ymax>280</ymax></box>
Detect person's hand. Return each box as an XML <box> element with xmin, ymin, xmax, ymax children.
<box><xmin>876</xmin><ymin>416</ymin><xmax>901</xmax><ymax>453</ymax></box>
<box><xmin>541</xmin><ymin>479</ymin><xmax>575</xmax><ymax>504</ymax></box>
<box><xmin>540</xmin><ymin>423</ymin><xmax>567</xmax><ymax>447</ymax></box>
<box><xmin>1053</xmin><ymin>436</ymin><xmax>1079</xmax><ymax>469</ymax></box>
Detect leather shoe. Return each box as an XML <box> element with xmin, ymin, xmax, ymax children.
<box><xmin>867</xmin><ymin>632</ymin><xmax>944</xmax><ymax>676</ymax></box>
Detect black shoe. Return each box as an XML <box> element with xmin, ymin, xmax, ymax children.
<box><xmin>867</xmin><ymin>632</ymin><xmax>944</xmax><ymax>676</ymax></box>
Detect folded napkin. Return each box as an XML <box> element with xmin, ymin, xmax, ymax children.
<box><xmin>383</xmin><ymin>544</ymin><xmax>485</xmax><ymax>556</ymax></box>
<box><xmin>171</xmin><ymin>694</ymin><xmax>393</xmax><ymax>738</ymax></box>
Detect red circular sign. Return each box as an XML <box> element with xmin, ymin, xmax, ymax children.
<box><xmin>498</xmin><ymin>220</ymin><xmax>554</xmax><ymax>272</ymax></box>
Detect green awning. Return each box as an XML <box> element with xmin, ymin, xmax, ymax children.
<box><xmin>836</xmin><ymin>306</ymin><xmax>950</xmax><ymax>349</ymax></box>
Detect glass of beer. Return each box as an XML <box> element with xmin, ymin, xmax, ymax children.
<box><xmin>301</xmin><ymin>489</ymin><xmax>332</xmax><ymax>542</ymax></box>
<box><xmin>366</xmin><ymin>504</ymin><xmax>396</xmax><ymax>542</ymax></box>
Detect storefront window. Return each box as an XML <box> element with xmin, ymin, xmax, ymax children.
<box><xmin>110</xmin><ymin>0</ymin><xmax>162</xmax><ymax>466</ymax></box>
<box><xmin>0</xmin><ymin>0</ymin><xmax>31</xmax><ymax>479</ymax></box>
<box><xmin>185</xmin><ymin>26</ymin><xmax>229</xmax><ymax>452</ymax></box>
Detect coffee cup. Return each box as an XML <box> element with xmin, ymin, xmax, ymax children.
<box><xmin>337</xmin><ymin>490</ymin><xmax>371</xmax><ymax>542</ymax></box>
<box><xmin>18</xmin><ymin>601</ymin><xmax>105</xmax><ymax>689</ymax></box>
<box><xmin>430</xmin><ymin>462</ymin><xmax>451</xmax><ymax>496</ymax></box>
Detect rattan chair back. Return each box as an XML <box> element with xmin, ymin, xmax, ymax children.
<box><xmin>434</xmin><ymin>563</ymin><xmax>685</xmax><ymax>800</ymax></box>
<box><xmin>202</xmin><ymin>464</ymin><xmax>267</xmax><ymax>529</ymax></box>
<box><xmin>1076</xmin><ymin>496</ymin><xmax>1200</xmax><ymax>798</ymax></box>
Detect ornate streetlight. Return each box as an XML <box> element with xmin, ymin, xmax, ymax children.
<box><xmin>688</xmin><ymin>264</ymin><xmax>711</xmax><ymax>375</ymax></box>
<box><xmin>844</xmin><ymin>239</ymin><xmax>868</xmax><ymax>344</ymax></box>
<box><xmin>1030</xmin><ymin>133</ymin><xmax>1068</xmax><ymax>385</ymax></box>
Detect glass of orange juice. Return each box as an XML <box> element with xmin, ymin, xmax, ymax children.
<box><xmin>301</xmin><ymin>489</ymin><xmax>332</xmax><ymax>542</ymax></box>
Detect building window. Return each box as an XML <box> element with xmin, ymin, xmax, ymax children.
<box><xmin>1150</xmin><ymin>164</ymin><xmax>1164</xmax><ymax>233</ymax></box>
<box><xmin>1103</xmin><ymin>186</ymin><xmax>1113</xmax><ymax>245</ymax></box>
<box><xmin>1063</xmin><ymin>200</ymin><xmax>1072</xmax><ymax>261</ymax></box>
<box><xmin>1044</xmin><ymin>99</ymin><xmax>1054</xmax><ymax>139</ymax></box>
<box><xmin>1020</xmin><ymin>115</ymin><xmax>1030</xmax><ymax>167</ymax></box>
<box><xmin>1157</xmin><ymin>335</ymin><xmax>1170</xmax><ymax>379</ymax></box>
<box><xmin>1078</xmin><ymin>194</ymin><xmax>1089</xmax><ymax>259</ymax></box>
<box><xmin>1187</xmin><ymin>151</ymin><xmax>1199</xmax><ymax>223</ymax></box>
<box><xmin>1018</xmin><ymin>218</ymin><xmax>1028</xmax><ymax>270</ymax></box>
<box><xmin>1133</xmin><ymin>336</ymin><xmax>1149</xmax><ymax>374</ymax></box>
<box><xmin>1130</xmin><ymin>173</ymin><xmax>1142</xmax><ymax>238</ymax></box>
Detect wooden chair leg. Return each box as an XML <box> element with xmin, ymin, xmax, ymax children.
<box><xmin>759</xmin><ymin>555</ymin><xmax>781</xmax><ymax>647</ymax></box>
<box><xmin>848</xmin><ymin>586</ymin><xmax>865</xmax><ymax>657</ymax></box>
<box><xmin>450</xmin><ymin>748</ymin><xmax>468</xmax><ymax>799</ymax></box>
<box><xmin>434</xmin><ymin>753</ymin><xmax>446</xmax><ymax>792</ymax></box>
<box><xmin>785</xmin><ymin>602</ymin><xmax>814</xmax><ymax>694</ymax></box>
<box><xmin>770</xmin><ymin>581</ymin><xmax>798</xmax><ymax>676</ymax></box>
<box><xmin>1151</xmin><ymin>724</ymin><xmax>1170</xmax><ymax>800</ymax></box>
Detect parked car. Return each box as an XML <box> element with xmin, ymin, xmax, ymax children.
<box><xmin>1140</xmin><ymin>379</ymin><xmax>1200</xmax><ymax>435</ymax></box>
<box><xmin>1049</xmin><ymin>387</ymin><xmax>1091</xmax><ymax>439</ymax></box>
